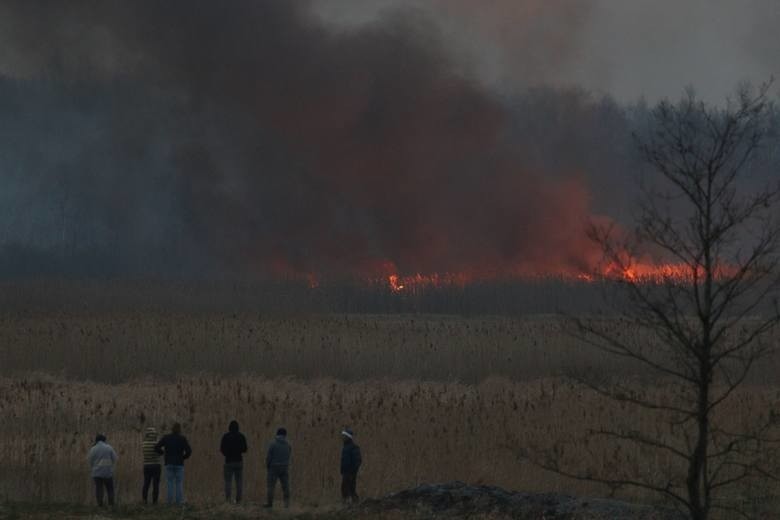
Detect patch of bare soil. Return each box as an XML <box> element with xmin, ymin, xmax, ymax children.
<box><xmin>357</xmin><ymin>482</ymin><xmax>685</xmax><ymax>519</ymax></box>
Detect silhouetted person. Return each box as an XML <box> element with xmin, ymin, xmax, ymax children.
<box><xmin>220</xmin><ymin>420</ymin><xmax>248</xmax><ymax>503</ymax></box>
<box><xmin>154</xmin><ymin>423</ymin><xmax>192</xmax><ymax>505</ymax></box>
<box><xmin>87</xmin><ymin>434</ymin><xmax>117</xmax><ymax>507</ymax></box>
<box><xmin>141</xmin><ymin>427</ymin><xmax>161</xmax><ymax>504</ymax></box>
<box><xmin>340</xmin><ymin>428</ymin><xmax>362</xmax><ymax>504</ymax></box>
<box><xmin>263</xmin><ymin>427</ymin><xmax>291</xmax><ymax>508</ymax></box>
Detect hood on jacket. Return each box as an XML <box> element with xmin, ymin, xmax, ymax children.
<box><xmin>229</xmin><ymin>420</ymin><xmax>239</xmax><ymax>433</ymax></box>
<box><xmin>144</xmin><ymin>427</ymin><xmax>157</xmax><ymax>440</ymax></box>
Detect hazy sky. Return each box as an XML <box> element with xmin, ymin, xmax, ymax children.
<box><xmin>312</xmin><ymin>0</ymin><xmax>780</xmax><ymax>103</ymax></box>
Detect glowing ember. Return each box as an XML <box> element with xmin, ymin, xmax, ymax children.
<box><xmin>388</xmin><ymin>274</ymin><xmax>404</xmax><ymax>292</ymax></box>
<box><xmin>385</xmin><ymin>272</ymin><xmax>475</xmax><ymax>293</ymax></box>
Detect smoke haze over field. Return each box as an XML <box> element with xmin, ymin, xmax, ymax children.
<box><xmin>0</xmin><ymin>0</ymin><xmax>776</xmax><ymax>280</ymax></box>
<box><xmin>313</xmin><ymin>0</ymin><xmax>780</xmax><ymax>104</ymax></box>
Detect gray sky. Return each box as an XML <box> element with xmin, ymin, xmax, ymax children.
<box><xmin>311</xmin><ymin>0</ymin><xmax>780</xmax><ymax>103</ymax></box>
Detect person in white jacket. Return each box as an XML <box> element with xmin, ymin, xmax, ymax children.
<box><xmin>87</xmin><ymin>434</ymin><xmax>118</xmax><ymax>507</ymax></box>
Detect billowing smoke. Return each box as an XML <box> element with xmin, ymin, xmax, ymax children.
<box><xmin>0</xmin><ymin>0</ymin><xmax>757</xmax><ymax>281</ymax></box>
<box><xmin>313</xmin><ymin>0</ymin><xmax>780</xmax><ymax>104</ymax></box>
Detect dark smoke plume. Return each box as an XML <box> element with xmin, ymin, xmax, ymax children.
<box><xmin>0</xmin><ymin>1</ymin><xmax>704</xmax><ymax>280</ymax></box>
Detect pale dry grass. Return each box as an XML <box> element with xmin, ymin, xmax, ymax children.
<box><xmin>1</xmin><ymin>312</ymin><xmax>779</xmax><ymax>514</ymax></box>
<box><xmin>2</xmin><ymin>312</ymin><xmax>780</xmax><ymax>383</ymax></box>
<box><xmin>0</xmin><ymin>375</ymin><xmax>778</xmax><ymax>510</ymax></box>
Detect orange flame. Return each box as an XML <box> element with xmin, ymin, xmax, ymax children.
<box><xmin>269</xmin><ymin>253</ymin><xmax>732</xmax><ymax>292</ymax></box>
<box><xmin>383</xmin><ymin>259</ymin><xmax>731</xmax><ymax>293</ymax></box>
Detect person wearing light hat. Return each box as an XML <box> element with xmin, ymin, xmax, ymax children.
<box><xmin>87</xmin><ymin>433</ymin><xmax>118</xmax><ymax>507</ymax></box>
<box><xmin>340</xmin><ymin>428</ymin><xmax>362</xmax><ymax>505</ymax></box>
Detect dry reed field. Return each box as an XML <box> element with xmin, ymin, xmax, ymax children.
<box><xmin>1</xmin><ymin>375</ymin><xmax>778</xmax><ymax>509</ymax></box>
<box><xmin>3</xmin><ymin>311</ymin><xmax>780</xmax><ymax>383</ymax></box>
<box><xmin>0</xmin><ymin>312</ymin><xmax>779</xmax><ymax>512</ymax></box>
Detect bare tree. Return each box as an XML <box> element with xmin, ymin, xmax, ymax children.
<box><xmin>540</xmin><ymin>85</ymin><xmax>780</xmax><ymax>520</ymax></box>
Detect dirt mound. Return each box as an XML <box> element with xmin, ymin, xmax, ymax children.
<box><xmin>358</xmin><ymin>482</ymin><xmax>684</xmax><ymax>519</ymax></box>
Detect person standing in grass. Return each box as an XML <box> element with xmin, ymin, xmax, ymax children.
<box><xmin>154</xmin><ymin>423</ymin><xmax>192</xmax><ymax>505</ymax></box>
<box><xmin>87</xmin><ymin>433</ymin><xmax>118</xmax><ymax>507</ymax></box>
<box><xmin>220</xmin><ymin>420</ymin><xmax>248</xmax><ymax>503</ymax></box>
<box><xmin>263</xmin><ymin>427</ymin><xmax>291</xmax><ymax>509</ymax></box>
<box><xmin>340</xmin><ymin>428</ymin><xmax>362</xmax><ymax>505</ymax></box>
<box><xmin>141</xmin><ymin>427</ymin><xmax>162</xmax><ymax>504</ymax></box>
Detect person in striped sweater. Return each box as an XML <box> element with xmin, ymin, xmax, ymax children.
<box><xmin>141</xmin><ymin>427</ymin><xmax>162</xmax><ymax>504</ymax></box>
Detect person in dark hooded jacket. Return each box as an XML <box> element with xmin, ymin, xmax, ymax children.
<box><xmin>340</xmin><ymin>428</ymin><xmax>362</xmax><ymax>504</ymax></box>
<box><xmin>220</xmin><ymin>420</ymin><xmax>248</xmax><ymax>503</ymax></box>
<box><xmin>154</xmin><ymin>423</ymin><xmax>192</xmax><ymax>505</ymax></box>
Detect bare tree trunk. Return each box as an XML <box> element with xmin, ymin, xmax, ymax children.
<box><xmin>687</xmin><ymin>187</ymin><xmax>714</xmax><ymax>520</ymax></box>
<box><xmin>688</xmin><ymin>367</ymin><xmax>710</xmax><ymax>520</ymax></box>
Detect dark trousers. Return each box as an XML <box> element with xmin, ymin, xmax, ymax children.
<box><xmin>224</xmin><ymin>462</ymin><xmax>243</xmax><ymax>502</ymax></box>
<box><xmin>142</xmin><ymin>464</ymin><xmax>161</xmax><ymax>504</ymax></box>
<box><xmin>93</xmin><ymin>477</ymin><xmax>115</xmax><ymax>507</ymax></box>
<box><xmin>266</xmin><ymin>465</ymin><xmax>290</xmax><ymax>506</ymax></box>
<box><xmin>341</xmin><ymin>472</ymin><xmax>359</xmax><ymax>503</ymax></box>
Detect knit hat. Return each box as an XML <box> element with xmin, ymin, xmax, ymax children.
<box><xmin>341</xmin><ymin>428</ymin><xmax>354</xmax><ymax>439</ymax></box>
